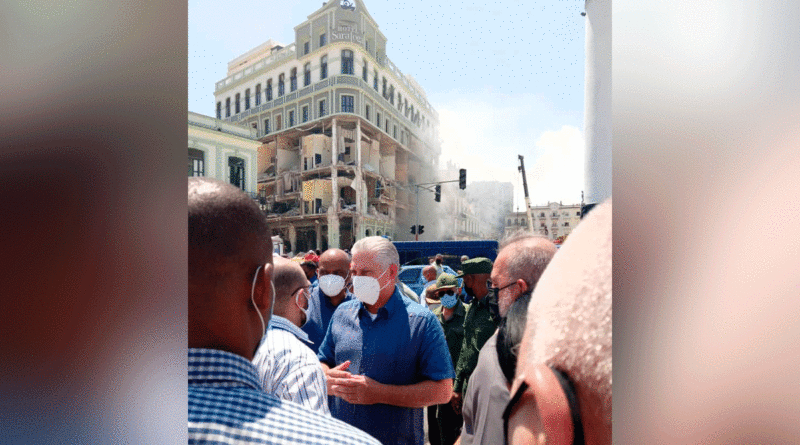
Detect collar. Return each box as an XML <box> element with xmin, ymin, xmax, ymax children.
<box><xmin>358</xmin><ymin>285</ymin><xmax>403</xmax><ymax>320</ymax></box>
<box><xmin>268</xmin><ymin>315</ymin><xmax>313</xmax><ymax>344</ymax></box>
<box><xmin>188</xmin><ymin>348</ymin><xmax>261</xmax><ymax>390</ymax></box>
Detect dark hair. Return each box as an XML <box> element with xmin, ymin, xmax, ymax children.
<box><xmin>496</xmin><ymin>291</ymin><xmax>532</xmax><ymax>385</ymax></box>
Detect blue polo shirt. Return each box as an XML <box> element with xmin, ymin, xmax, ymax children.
<box><xmin>318</xmin><ymin>286</ymin><xmax>455</xmax><ymax>445</ymax></box>
<box><xmin>302</xmin><ymin>285</ymin><xmax>355</xmax><ymax>355</ymax></box>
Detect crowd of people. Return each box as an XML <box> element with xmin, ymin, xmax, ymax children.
<box><xmin>188</xmin><ymin>176</ymin><xmax>611</xmax><ymax>445</ymax></box>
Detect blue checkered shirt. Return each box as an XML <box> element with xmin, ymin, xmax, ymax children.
<box><xmin>188</xmin><ymin>348</ymin><xmax>380</xmax><ymax>444</ymax></box>
<box><xmin>252</xmin><ymin>316</ymin><xmax>329</xmax><ymax>414</ymax></box>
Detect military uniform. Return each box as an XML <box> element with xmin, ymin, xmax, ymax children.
<box><xmin>453</xmin><ymin>291</ymin><xmax>499</xmax><ymax>395</ymax></box>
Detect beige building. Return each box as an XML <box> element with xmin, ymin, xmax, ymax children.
<box><xmin>188</xmin><ymin>111</ymin><xmax>261</xmax><ymax>195</ymax></box>
<box><xmin>213</xmin><ymin>0</ymin><xmax>440</xmax><ymax>253</ymax></box>
<box><xmin>504</xmin><ymin>201</ymin><xmax>582</xmax><ymax>242</ymax></box>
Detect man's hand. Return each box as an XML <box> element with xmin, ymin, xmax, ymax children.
<box><xmin>330</xmin><ymin>373</ymin><xmax>377</xmax><ymax>405</ymax></box>
<box><xmin>450</xmin><ymin>392</ymin><xmax>463</xmax><ymax>415</ymax></box>
<box><xmin>324</xmin><ymin>360</ymin><xmax>351</xmax><ymax>395</ymax></box>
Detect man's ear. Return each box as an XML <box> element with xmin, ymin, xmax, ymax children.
<box><xmin>388</xmin><ymin>263</ymin><xmax>399</xmax><ymax>280</ymax></box>
<box><xmin>254</xmin><ymin>263</ymin><xmax>274</xmax><ymax>318</ymax></box>
<box><xmin>517</xmin><ymin>278</ymin><xmax>530</xmax><ymax>294</ymax></box>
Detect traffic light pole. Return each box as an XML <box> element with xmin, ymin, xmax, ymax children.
<box><xmin>415</xmin><ymin>185</ymin><xmax>420</xmax><ymax>241</ymax></box>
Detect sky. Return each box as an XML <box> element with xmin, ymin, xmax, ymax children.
<box><xmin>189</xmin><ymin>0</ymin><xmax>587</xmax><ymax>210</ymax></box>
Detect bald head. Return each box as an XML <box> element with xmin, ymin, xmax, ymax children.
<box><xmin>319</xmin><ymin>248</ymin><xmax>350</xmax><ymax>274</ymax></box>
<box><xmin>513</xmin><ymin>199</ymin><xmax>612</xmax><ymax>444</ymax></box>
<box><xmin>272</xmin><ymin>257</ymin><xmax>309</xmax><ymax>304</ymax></box>
<box><xmin>422</xmin><ymin>265</ymin><xmax>437</xmax><ymax>282</ymax></box>
<box><xmin>493</xmin><ymin>234</ymin><xmax>557</xmax><ymax>317</ymax></box>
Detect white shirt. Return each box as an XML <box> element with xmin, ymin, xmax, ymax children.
<box><xmin>252</xmin><ymin>315</ymin><xmax>330</xmax><ymax>415</ymax></box>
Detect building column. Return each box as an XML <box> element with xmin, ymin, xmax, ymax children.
<box><xmin>288</xmin><ymin>224</ymin><xmax>297</xmax><ymax>256</ymax></box>
<box><xmin>329</xmin><ymin>118</ymin><xmax>341</xmax><ymax>248</ymax></box>
<box><xmin>315</xmin><ymin>221</ymin><xmax>322</xmax><ymax>250</ymax></box>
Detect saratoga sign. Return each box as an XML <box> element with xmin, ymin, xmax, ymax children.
<box><xmin>331</xmin><ymin>22</ymin><xmax>364</xmax><ymax>44</ymax></box>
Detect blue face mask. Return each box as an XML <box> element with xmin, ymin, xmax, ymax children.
<box><xmin>440</xmin><ymin>293</ymin><xmax>458</xmax><ymax>308</ymax></box>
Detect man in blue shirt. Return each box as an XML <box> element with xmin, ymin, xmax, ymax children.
<box><xmin>318</xmin><ymin>236</ymin><xmax>455</xmax><ymax>445</ymax></box>
<box><xmin>302</xmin><ymin>248</ymin><xmax>354</xmax><ymax>355</ymax></box>
<box><xmin>188</xmin><ymin>177</ymin><xmax>379</xmax><ymax>445</ymax></box>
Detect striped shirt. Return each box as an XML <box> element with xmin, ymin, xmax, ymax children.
<box><xmin>188</xmin><ymin>348</ymin><xmax>380</xmax><ymax>445</ymax></box>
<box><xmin>252</xmin><ymin>316</ymin><xmax>329</xmax><ymax>414</ymax></box>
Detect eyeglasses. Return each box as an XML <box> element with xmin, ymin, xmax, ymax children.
<box><xmin>436</xmin><ymin>289</ymin><xmax>456</xmax><ymax>297</ymax></box>
<box><xmin>502</xmin><ymin>366</ymin><xmax>584</xmax><ymax>445</ymax></box>
<box><xmin>488</xmin><ymin>279</ymin><xmax>517</xmax><ymax>295</ymax></box>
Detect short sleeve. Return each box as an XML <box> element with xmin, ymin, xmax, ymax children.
<box><xmin>417</xmin><ymin>311</ymin><xmax>456</xmax><ymax>381</ymax></box>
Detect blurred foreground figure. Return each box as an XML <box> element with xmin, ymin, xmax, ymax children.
<box><xmin>504</xmin><ymin>199</ymin><xmax>612</xmax><ymax>445</ymax></box>
<box><xmin>187</xmin><ymin>177</ymin><xmax>379</xmax><ymax>445</ymax></box>
<box><xmin>319</xmin><ymin>236</ymin><xmax>453</xmax><ymax>445</ymax></box>
<box><xmin>252</xmin><ymin>257</ymin><xmax>329</xmax><ymax>414</ymax></box>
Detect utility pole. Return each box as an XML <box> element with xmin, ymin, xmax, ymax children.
<box><xmin>517</xmin><ymin>155</ymin><xmax>535</xmax><ymax>232</ymax></box>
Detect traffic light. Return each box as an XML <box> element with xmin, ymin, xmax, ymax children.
<box><xmin>418</xmin><ymin>225</ymin><xmax>424</xmax><ymax>234</ymax></box>
<box><xmin>410</xmin><ymin>225</ymin><xmax>417</xmax><ymax>235</ymax></box>
<box><xmin>459</xmin><ymin>169</ymin><xmax>467</xmax><ymax>190</ymax></box>
<box><xmin>434</xmin><ymin>185</ymin><xmax>441</xmax><ymax>202</ymax></box>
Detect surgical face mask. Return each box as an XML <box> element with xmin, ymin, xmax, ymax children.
<box><xmin>352</xmin><ymin>268</ymin><xmax>391</xmax><ymax>305</ymax></box>
<box><xmin>319</xmin><ymin>273</ymin><xmax>347</xmax><ymax>297</ymax></box>
<box><xmin>440</xmin><ymin>293</ymin><xmax>458</xmax><ymax>308</ymax></box>
<box><xmin>294</xmin><ymin>287</ymin><xmax>310</xmax><ymax>328</ymax></box>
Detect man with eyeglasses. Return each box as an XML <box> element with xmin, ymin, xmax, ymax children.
<box><xmin>458</xmin><ymin>235</ymin><xmax>556</xmax><ymax>445</ymax></box>
<box><xmin>302</xmin><ymin>248</ymin><xmax>355</xmax><ymax>355</ymax></box>
<box><xmin>253</xmin><ymin>256</ymin><xmax>330</xmax><ymax>414</ymax></box>
<box><xmin>430</xmin><ymin>274</ymin><xmax>470</xmax><ymax>445</ymax></box>
<box><xmin>504</xmin><ymin>200</ymin><xmax>611</xmax><ymax>445</ymax></box>
<box><xmin>452</xmin><ymin>257</ymin><xmax>499</xmax><ymax>418</ymax></box>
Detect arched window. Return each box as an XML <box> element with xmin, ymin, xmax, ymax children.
<box><xmin>229</xmin><ymin>156</ymin><xmax>245</xmax><ymax>190</ymax></box>
<box><xmin>244</xmin><ymin>88</ymin><xmax>250</xmax><ymax>110</ymax></box>
<box><xmin>320</xmin><ymin>56</ymin><xmax>328</xmax><ymax>79</ymax></box>
<box><xmin>373</xmin><ymin>70</ymin><xmax>378</xmax><ymax>90</ymax></box>
<box><xmin>255</xmin><ymin>84</ymin><xmax>261</xmax><ymax>106</ymax></box>
<box><xmin>188</xmin><ymin>148</ymin><xmax>204</xmax><ymax>176</ymax></box>
<box><xmin>290</xmin><ymin>68</ymin><xmax>297</xmax><ymax>92</ymax></box>
<box><xmin>341</xmin><ymin>49</ymin><xmax>354</xmax><ymax>75</ymax></box>
<box><xmin>304</xmin><ymin>63</ymin><xmax>311</xmax><ymax>86</ymax></box>
<box><xmin>362</xmin><ymin>59</ymin><xmax>368</xmax><ymax>81</ymax></box>
<box><xmin>389</xmin><ymin>86</ymin><xmax>394</xmax><ymax>105</ymax></box>
<box><xmin>382</xmin><ymin>77</ymin><xmax>387</xmax><ymax>98</ymax></box>
<box><xmin>365</xmin><ymin>229</ymin><xmax>371</xmax><ymax>237</ymax></box>
<box><xmin>235</xmin><ymin>93</ymin><xmax>240</xmax><ymax>114</ymax></box>
<box><xmin>278</xmin><ymin>74</ymin><xmax>285</xmax><ymax>96</ymax></box>
<box><xmin>225</xmin><ymin>97</ymin><xmax>231</xmax><ymax>117</ymax></box>
<box><xmin>266</xmin><ymin>79</ymin><xmax>273</xmax><ymax>101</ymax></box>
<box><xmin>216</xmin><ymin>102</ymin><xmax>221</xmax><ymax>119</ymax></box>
<box><xmin>376</xmin><ymin>230</ymin><xmax>382</xmax><ymax>236</ymax></box>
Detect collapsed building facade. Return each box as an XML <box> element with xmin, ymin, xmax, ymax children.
<box><xmin>215</xmin><ymin>0</ymin><xmax>440</xmax><ymax>253</ymax></box>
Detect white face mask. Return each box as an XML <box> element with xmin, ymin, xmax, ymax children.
<box><xmin>319</xmin><ymin>273</ymin><xmax>347</xmax><ymax>297</ymax></box>
<box><xmin>352</xmin><ymin>268</ymin><xmax>391</xmax><ymax>305</ymax></box>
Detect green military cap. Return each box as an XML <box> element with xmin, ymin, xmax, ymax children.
<box><xmin>435</xmin><ymin>273</ymin><xmax>458</xmax><ymax>290</ymax></box>
<box><xmin>456</xmin><ymin>257</ymin><xmax>493</xmax><ymax>277</ymax></box>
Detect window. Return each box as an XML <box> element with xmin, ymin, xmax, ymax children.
<box><xmin>341</xmin><ymin>95</ymin><xmax>354</xmax><ymax>113</ymax></box>
<box><xmin>376</xmin><ymin>112</ymin><xmax>381</xmax><ymax>127</ymax></box>
<box><xmin>278</xmin><ymin>74</ymin><xmax>285</xmax><ymax>96</ymax></box>
<box><xmin>320</xmin><ymin>56</ymin><xmax>327</xmax><ymax>79</ymax></box>
<box><xmin>564</xmin><ymin>222</ymin><xmax>570</xmax><ymax>227</ymax></box>
<box><xmin>385</xmin><ymin>119</ymin><xmax>389</xmax><ymax>133</ymax></box>
<box><xmin>373</xmin><ymin>70</ymin><xmax>378</xmax><ymax>90</ymax></box>
<box><xmin>225</xmin><ymin>98</ymin><xmax>230</xmax><ymax>117</ymax></box>
<box><xmin>393</xmin><ymin>125</ymin><xmax>397</xmax><ymax>139</ymax></box>
<box><xmin>264</xmin><ymin>118</ymin><xmax>270</xmax><ymax>134</ymax></box>
<box><xmin>319</xmin><ymin>99</ymin><xmax>326</xmax><ymax>117</ymax></box>
<box><xmin>188</xmin><ymin>148</ymin><xmax>204</xmax><ymax>177</ymax></box>
<box><xmin>290</xmin><ymin>68</ymin><xmax>297</xmax><ymax>92</ymax></box>
<box><xmin>289</xmin><ymin>110</ymin><xmax>295</xmax><ymax>127</ymax></box>
<box><xmin>229</xmin><ymin>157</ymin><xmax>245</xmax><ymax>190</ymax></box>
<box><xmin>255</xmin><ymin>84</ymin><xmax>261</xmax><ymax>106</ymax></box>
<box><xmin>362</xmin><ymin>60</ymin><xmax>368</xmax><ymax>81</ymax></box>
<box><xmin>266</xmin><ymin>80</ymin><xmax>273</xmax><ymax>101</ymax></box>
<box><xmin>276</xmin><ymin>114</ymin><xmax>283</xmax><ymax>131</ymax></box>
<box><xmin>365</xmin><ymin>104</ymin><xmax>370</xmax><ymax>120</ymax></box>
<box><xmin>302</xmin><ymin>105</ymin><xmax>309</xmax><ymax>123</ymax></box>
<box><xmin>216</xmin><ymin>102</ymin><xmax>221</xmax><ymax>119</ymax></box>
<box><xmin>341</xmin><ymin>49</ymin><xmax>354</xmax><ymax>75</ymax></box>
<box><xmin>382</xmin><ymin>77</ymin><xmax>387</xmax><ymax>97</ymax></box>
<box><xmin>304</xmin><ymin>63</ymin><xmax>311</xmax><ymax>86</ymax></box>
<box><xmin>397</xmin><ymin>94</ymin><xmax>402</xmax><ymax>110</ymax></box>
<box><xmin>320</xmin><ymin>33</ymin><xmax>326</xmax><ymax>47</ymax></box>
<box><xmin>389</xmin><ymin>86</ymin><xmax>394</xmax><ymax>105</ymax></box>
<box><xmin>235</xmin><ymin>93</ymin><xmax>240</xmax><ymax>114</ymax></box>
<box><xmin>315</xmin><ymin>153</ymin><xmax>322</xmax><ymax>165</ymax></box>
<box><xmin>245</xmin><ymin>89</ymin><xmax>250</xmax><ymax>110</ymax></box>
<box><xmin>344</xmin><ymin>146</ymin><xmax>350</xmax><ymax>155</ymax></box>
<box><xmin>304</xmin><ymin>41</ymin><xmax>310</xmax><ymax>55</ymax></box>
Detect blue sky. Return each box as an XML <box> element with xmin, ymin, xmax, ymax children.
<box><xmin>189</xmin><ymin>0</ymin><xmax>587</xmax><ymax>208</ymax></box>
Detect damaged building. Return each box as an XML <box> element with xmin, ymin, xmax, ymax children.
<box><xmin>215</xmin><ymin>0</ymin><xmax>440</xmax><ymax>253</ymax></box>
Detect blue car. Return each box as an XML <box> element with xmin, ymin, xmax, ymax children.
<box><xmin>397</xmin><ymin>265</ymin><xmax>464</xmax><ymax>300</ymax></box>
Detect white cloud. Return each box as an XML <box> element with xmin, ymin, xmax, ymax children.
<box><xmin>436</xmin><ymin>94</ymin><xmax>585</xmax><ymax>209</ymax></box>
